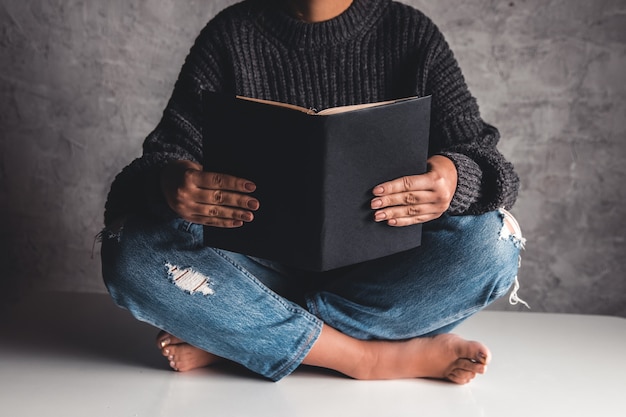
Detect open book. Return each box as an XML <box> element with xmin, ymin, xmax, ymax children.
<box><xmin>202</xmin><ymin>92</ymin><xmax>431</xmax><ymax>271</ymax></box>
<box><xmin>234</xmin><ymin>95</ymin><xmax>417</xmax><ymax>115</ymax></box>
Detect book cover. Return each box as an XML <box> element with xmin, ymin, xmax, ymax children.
<box><xmin>202</xmin><ymin>91</ymin><xmax>431</xmax><ymax>271</ymax></box>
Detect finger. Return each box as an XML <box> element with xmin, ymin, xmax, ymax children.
<box><xmin>193</xmin><ymin>214</ymin><xmax>246</xmax><ymax>228</ymax></box>
<box><xmin>371</xmin><ymin>190</ymin><xmax>431</xmax><ymax>210</ymax></box>
<box><xmin>372</xmin><ymin>174</ymin><xmax>433</xmax><ymax>196</ymax></box>
<box><xmin>191</xmin><ymin>203</ymin><xmax>256</xmax><ymax>224</ymax></box>
<box><xmin>194</xmin><ymin>171</ymin><xmax>256</xmax><ymax>193</ymax></box>
<box><xmin>374</xmin><ymin>202</ymin><xmax>446</xmax><ymax>220</ymax></box>
<box><xmin>373</xmin><ymin>202</ymin><xmax>445</xmax><ymax>226</ymax></box>
<box><xmin>193</xmin><ymin>188</ymin><xmax>260</xmax><ymax>211</ymax></box>
<box><xmin>376</xmin><ymin>212</ymin><xmax>441</xmax><ymax>226</ymax></box>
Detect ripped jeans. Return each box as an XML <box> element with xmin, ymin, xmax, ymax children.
<box><xmin>100</xmin><ymin>207</ymin><xmax>524</xmax><ymax>381</ymax></box>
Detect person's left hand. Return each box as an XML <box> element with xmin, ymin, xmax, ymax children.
<box><xmin>370</xmin><ymin>155</ymin><xmax>458</xmax><ymax>226</ymax></box>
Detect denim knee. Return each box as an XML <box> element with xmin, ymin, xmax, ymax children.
<box><xmin>99</xmin><ymin>215</ymin><xmax>194</xmax><ymax>314</ymax></box>
<box><xmin>307</xmin><ymin>210</ymin><xmax>526</xmax><ymax>340</ymax></box>
<box><xmin>449</xmin><ymin>209</ymin><xmax>524</xmax><ymax>305</ymax></box>
<box><xmin>99</xmin><ymin>214</ymin><xmax>323</xmax><ymax>381</ymax></box>
<box><xmin>436</xmin><ymin>209</ymin><xmax>526</xmax><ymax>309</ymax></box>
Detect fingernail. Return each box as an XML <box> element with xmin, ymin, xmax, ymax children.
<box><xmin>160</xmin><ymin>338</ymin><xmax>171</xmax><ymax>348</ymax></box>
<box><xmin>247</xmin><ymin>200</ymin><xmax>259</xmax><ymax>210</ymax></box>
<box><xmin>164</xmin><ymin>349</ymin><xmax>170</xmax><ymax>355</ymax></box>
<box><xmin>371</xmin><ymin>199</ymin><xmax>382</xmax><ymax>208</ymax></box>
<box><xmin>170</xmin><ymin>361</ymin><xmax>176</xmax><ymax>368</ymax></box>
<box><xmin>375</xmin><ymin>212</ymin><xmax>386</xmax><ymax>221</ymax></box>
<box><xmin>168</xmin><ymin>355</ymin><xmax>174</xmax><ymax>361</ymax></box>
<box><xmin>373</xmin><ymin>186</ymin><xmax>384</xmax><ymax>195</ymax></box>
<box><xmin>245</xmin><ymin>182</ymin><xmax>256</xmax><ymax>192</ymax></box>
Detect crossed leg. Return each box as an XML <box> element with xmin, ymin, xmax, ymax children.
<box><xmin>154</xmin><ymin>211</ymin><xmax>521</xmax><ymax>384</ymax></box>
<box><xmin>156</xmin><ymin>324</ymin><xmax>490</xmax><ymax>384</ymax></box>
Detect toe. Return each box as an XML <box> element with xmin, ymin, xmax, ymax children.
<box><xmin>156</xmin><ymin>331</ymin><xmax>186</xmax><ymax>349</ymax></box>
<box><xmin>448</xmin><ymin>368</ymin><xmax>477</xmax><ymax>384</ymax></box>
<box><xmin>156</xmin><ymin>331</ymin><xmax>172</xmax><ymax>349</ymax></box>
<box><xmin>469</xmin><ymin>341</ymin><xmax>491</xmax><ymax>365</ymax></box>
<box><xmin>455</xmin><ymin>339</ymin><xmax>491</xmax><ymax>366</ymax></box>
<box><xmin>456</xmin><ymin>357</ymin><xmax>487</xmax><ymax>374</ymax></box>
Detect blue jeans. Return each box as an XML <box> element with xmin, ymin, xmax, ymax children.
<box><xmin>100</xmin><ymin>207</ymin><xmax>523</xmax><ymax>381</ymax></box>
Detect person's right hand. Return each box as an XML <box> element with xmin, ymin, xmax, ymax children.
<box><xmin>160</xmin><ymin>160</ymin><xmax>260</xmax><ymax>228</ymax></box>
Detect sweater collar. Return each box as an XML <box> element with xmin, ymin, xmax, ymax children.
<box><xmin>253</xmin><ymin>0</ymin><xmax>391</xmax><ymax>48</ymax></box>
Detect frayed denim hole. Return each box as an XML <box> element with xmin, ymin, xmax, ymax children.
<box><xmin>497</xmin><ymin>209</ymin><xmax>530</xmax><ymax>309</ymax></box>
<box><xmin>165</xmin><ymin>262</ymin><xmax>215</xmax><ymax>296</ymax></box>
<box><xmin>498</xmin><ymin>208</ymin><xmax>526</xmax><ymax>249</ymax></box>
<box><xmin>92</xmin><ymin>220</ymin><xmax>126</xmax><ymax>258</ymax></box>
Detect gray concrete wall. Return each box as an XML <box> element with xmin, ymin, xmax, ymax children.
<box><xmin>1</xmin><ymin>0</ymin><xmax>625</xmax><ymax>316</ymax></box>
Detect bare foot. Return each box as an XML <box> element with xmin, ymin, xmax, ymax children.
<box><xmin>156</xmin><ymin>331</ymin><xmax>222</xmax><ymax>372</ymax></box>
<box><xmin>155</xmin><ymin>328</ymin><xmax>489</xmax><ymax>384</ymax></box>
<box><xmin>358</xmin><ymin>334</ymin><xmax>490</xmax><ymax>384</ymax></box>
<box><xmin>305</xmin><ymin>327</ymin><xmax>491</xmax><ymax>384</ymax></box>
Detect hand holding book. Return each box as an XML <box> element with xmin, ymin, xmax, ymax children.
<box><xmin>160</xmin><ymin>159</ymin><xmax>260</xmax><ymax>228</ymax></box>
<box><xmin>371</xmin><ymin>155</ymin><xmax>458</xmax><ymax>226</ymax></box>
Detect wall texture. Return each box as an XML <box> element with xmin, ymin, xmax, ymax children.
<box><xmin>1</xmin><ymin>0</ymin><xmax>625</xmax><ymax>315</ymax></box>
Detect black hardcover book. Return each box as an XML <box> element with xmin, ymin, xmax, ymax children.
<box><xmin>202</xmin><ymin>91</ymin><xmax>431</xmax><ymax>271</ymax></box>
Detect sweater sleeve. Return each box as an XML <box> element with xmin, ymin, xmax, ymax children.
<box><xmin>103</xmin><ymin>23</ymin><xmax>230</xmax><ymax>226</ymax></box>
<box><xmin>421</xmin><ymin>17</ymin><xmax>519</xmax><ymax>215</ymax></box>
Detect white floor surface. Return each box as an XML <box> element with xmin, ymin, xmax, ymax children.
<box><xmin>1</xmin><ymin>292</ymin><xmax>624</xmax><ymax>417</ymax></box>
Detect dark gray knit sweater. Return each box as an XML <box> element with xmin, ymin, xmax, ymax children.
<box><xmin>103</xmin><ymin>0</ymin><xmax>519</xmax><ymax>226</ymax></box>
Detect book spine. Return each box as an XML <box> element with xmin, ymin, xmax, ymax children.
<box><xmin>308</xmin><ymin>116</ymin><xmax>328</xmax><ymax>271</ymax></box>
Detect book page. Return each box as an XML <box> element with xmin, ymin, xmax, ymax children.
<box><xmin>235</xmin><ymin>96</ymin><xmax>315</xmax><ymax>114</ymax></box>
<box><xmin>316</xmin><ymin>97</ymin><xmax>416</xmax><ymax>115</ymax></box>
<box><xmin>235</xmin><ymin>95</ymin><xmax>418</xmax><ymax>116</ymax></box>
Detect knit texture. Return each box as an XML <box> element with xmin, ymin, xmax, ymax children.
<box><xmin>104</xmin><ymin>0</ymin><xmax>519</xmax><ymax>225</ymax></box>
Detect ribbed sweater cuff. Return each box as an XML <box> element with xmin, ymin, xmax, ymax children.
<box><xmin>439</xmin><ymin>151</ymin><xmax>483</xmax><ymax>215</ymax></box>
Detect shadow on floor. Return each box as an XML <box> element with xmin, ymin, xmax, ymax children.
<box><xmin>2</xmin><ymin>291</ymin><xmax>164</xmax><ymax>369</ymax></box>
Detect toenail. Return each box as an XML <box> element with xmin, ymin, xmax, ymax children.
<box><xmin>160</xmin><ymin>338</ymin><xmax>171</xmax><ymax>348</ymax></box>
